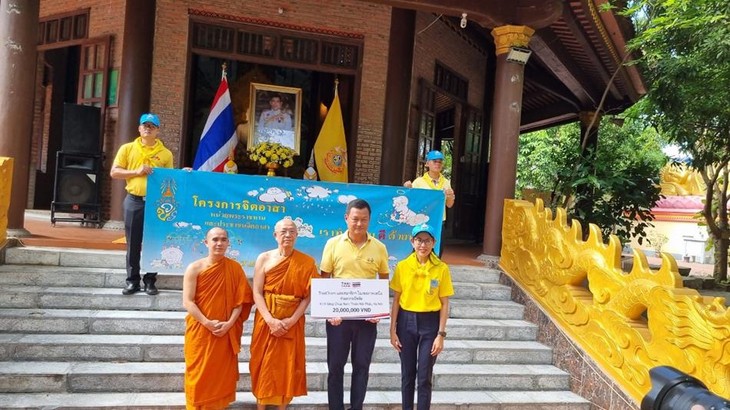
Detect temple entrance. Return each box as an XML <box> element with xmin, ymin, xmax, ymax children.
<box><xmin>185</xmin><ymin>55</ymin><xmax>357</xmax><ymax>176</ymax></box>
<box><xmin>32</xmin><ymin>46</ymin><xmax>80</xmax><ymax>209</ymax></box>
<box><xmin>183</xmin><ymin>19</ymin><xmax>364</xmax><ymax>175</ymax></box>
<box><xmin>415</xmin><ymin>80</ymin><xmax>486</xmax><ymax>242</ymax></box>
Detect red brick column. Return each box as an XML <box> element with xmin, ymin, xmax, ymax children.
<box><xmin>0</xmin><ymin>0</ymin><xmax>40</xmax><ymax>234</ymax></box>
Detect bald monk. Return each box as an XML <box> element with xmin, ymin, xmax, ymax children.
<box><xmin>250</xmin><ymin>218</ymin><xmax>320</xmax><ymax>409</ymax></box>
<box><xmin>183</xmin><ymin>227</ymin><xmax>253</xmax><ymax>410</ymax></box>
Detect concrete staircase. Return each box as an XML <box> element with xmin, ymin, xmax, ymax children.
<box><xmin>0</xmin><ymin>246</ymin><xmax>590</xmax><ymax>409</ymax></box>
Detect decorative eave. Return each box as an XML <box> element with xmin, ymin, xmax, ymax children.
<box><xmin>591</xmin><ymin>0</ymin><xmax>646</xmax><ymax>96</ymax></box>
<box><xmin>188</xmin><ymin>8</ymin><xmax>365</xmax><ymax>39</ymax></box>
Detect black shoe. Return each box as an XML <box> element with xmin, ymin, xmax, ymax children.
<box><xmin>143</xmin><ymin>274</ymin><xmax>159</xmax><ymax>296</ymax></box>
<box><xmin>144</xmin><ymin>282</ymin><xmax>159</xmax><ymax>296</ymax></box>
<box><xmin>122</xmin><ymin>283</ymin><xmax>141</xmax><ymax>295</ymax></box>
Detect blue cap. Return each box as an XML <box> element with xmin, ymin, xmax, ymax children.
<box><xmin>411</xmin><ymin>223</ymin><xmax>435</xmax><ymax>238</ymax></box>
<box><xmin>425</xmin><ymin>150</ymin><xmax>444</xmax><ymax>161</ymax></box>
<box><xmin>139</xmin><ymin>113</ymin><xmax>160</xmax><ymax>127</ymax></box>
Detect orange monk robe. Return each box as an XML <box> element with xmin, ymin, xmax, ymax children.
<box><xmin>184</xmin><ymin>257</ymin><xmax>253</xmax><ymax>410</ymax></box>
<box><xmin>249</xmin><ymin>250</ymin><xmax>320</xmax><ymax>403</ymax></box>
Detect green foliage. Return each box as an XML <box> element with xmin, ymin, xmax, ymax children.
<box><xmin>622</xmin><ymin>0</ymin><xmax>730</xmax><ymax>281</ymax></box>
<box><xmin>517</xmin><ymin>104</ymin><xmax>666</xmax><ymax>244</ymax></box>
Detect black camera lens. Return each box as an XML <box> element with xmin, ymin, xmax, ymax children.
<box><xmin>641</xmin><ymin>366</ymin><xmax>730</xmax><ymax>410</ymax></box>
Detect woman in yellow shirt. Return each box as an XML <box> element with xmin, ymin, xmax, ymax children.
<box><xmin>389</xmin><ymin>223</ymin><xmax>454</xmax><ymax>410</ymax></box>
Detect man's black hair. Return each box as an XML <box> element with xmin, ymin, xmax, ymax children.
<box><xmin>345</xmin><ymin>199</ymin><xmax>371</xmax><ymax>215</ymax></box>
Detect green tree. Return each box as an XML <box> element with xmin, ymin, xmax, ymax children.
<box><xmin>624</xmin><ymin>0</ymin><xmax>730</xmax><ymax>282</ymax></box>
<box><xmin>517</xmin><ymin>103</ymin><xmax>666</xmax><ymax>245</ymax></box>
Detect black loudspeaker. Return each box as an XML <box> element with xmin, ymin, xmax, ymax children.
<box><xmin>51</xmin><ymin>151</ymin><xmax>102</xmax><ymax>226</ymax></box>
<box><xmin>61</xmin><ymin>103</ymin><xmax>101</xmax><ymax>154</ymax></box>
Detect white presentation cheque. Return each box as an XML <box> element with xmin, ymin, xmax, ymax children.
<box><xmin>310</xmin><ymin>278</ymin><xmax>390</xmax><ymax>319</ymax></box>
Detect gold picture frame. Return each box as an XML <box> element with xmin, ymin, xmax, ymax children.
<box><xmin>248</xmin><ymin>83</ymin><xmax>302</xmax><ymax>154</ymax></box>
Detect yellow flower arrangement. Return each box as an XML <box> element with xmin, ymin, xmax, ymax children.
<box><xmin>248</xmin><ymin>142</ymin><xmax>297</xmax><ymax>168</ymax></box>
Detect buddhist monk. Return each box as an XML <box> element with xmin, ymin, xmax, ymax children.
<box><xmin>250</xmin><ymin>218</ymin><xmax>320</xmax><ymax>409</ymax></box>
<box><xmin>183</xmin><ymin>227</ymin><xmax>253</xmax><ymax>410</ymax></box>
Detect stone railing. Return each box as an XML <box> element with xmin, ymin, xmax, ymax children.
<box><xmin>500</xmin><ymin>199</ymin><xmax>730</xmax><ymax>403</ymax></box>
<box><xmin>0</xmin><ymin>157</ymin><xmax>13</xmax><ymax>246</ymax></box>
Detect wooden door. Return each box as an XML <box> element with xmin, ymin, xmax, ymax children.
<box><xmin>452</xmin><ymin>106</ymin><xmax>485</xmax><ymax>240</ymax></box>
<box><xmin>77</xmin><ymin>36</ymin><xmax>111</xmax><ymax>135</ymax></box>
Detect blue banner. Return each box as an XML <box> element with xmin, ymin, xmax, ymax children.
<box><xmin>142</xmin><ymin>169</ymin><xmax>445</xmax><ymax>273</ymax></box>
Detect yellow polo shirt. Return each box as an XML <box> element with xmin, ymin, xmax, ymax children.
<box><xmin>412</xmin><ymin>172</ymin><xmax>451</xmax><ymax>221</ymax></box>
<box><xmin>390</xmin><ymin>253</ymin><xmax>454</xmax><ymax>312</ymax></box>
<box><xmin>320</xmin><ymin>232</ymin><xmax>389</xmax><ymax>279</ymax></box>
<box><xmin>112</xmin><ymin>137</ymin><xmax>173</xmax><ymax>196</ymax></box>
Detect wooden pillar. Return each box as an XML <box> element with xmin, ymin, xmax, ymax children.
<box><xmin>482</xmin><ymin>25</ymin><xmax>534</xmax><ymax>258</ymax></box>
<box><xmin>380</xmin><ymin>8</ymin><xmax>416</xmax><ymax>186</ymax></box>
<box><xmin>0</xmin><ymin>0</ymin><xmax>40</xmax><ymax>235</ymax></box>
<box><xmin>110</xmin><ymin>0</ymin><xmax>156</xmax><ymax>221</ymax></box>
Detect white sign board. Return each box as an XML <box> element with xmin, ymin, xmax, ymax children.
<box><xmin>310</xmin><ymin>278</ymin><xmax>390</xmax><ymax>319</ymax></box>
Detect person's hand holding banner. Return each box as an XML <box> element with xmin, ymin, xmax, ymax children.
<box><xmin>310</xmin><ymin>279</ymin><xmax>390</xmax><ymax>320</ymax></box>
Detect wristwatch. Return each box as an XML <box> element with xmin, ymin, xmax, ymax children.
<box><xmin>438</xmin><ymin>331</ymin><xmax>447</xmax><ymax>338</ymax></box>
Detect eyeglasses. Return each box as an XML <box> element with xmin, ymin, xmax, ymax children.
<box><xmin>141</xmin><ymin>123</ymin><xmax>158</xmax><ymax>129</ymax></box>
<box><xmin>413</xmin><ymin>237</ymin><xmax>433</xmax><ymax>246</ymax></box>
<box><xmin>277</xmin><ymin>229</ymin><xmax>297</xmax><ymax>236</ymax></box>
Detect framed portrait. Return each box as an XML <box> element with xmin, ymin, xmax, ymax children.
<box><xmin>248</xmin><ymin>83</ymin><xmax>302</xmax><ymax>154</ymax></box>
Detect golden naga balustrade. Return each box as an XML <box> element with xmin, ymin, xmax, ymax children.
<box><xmin>500</xmin><ymin>199</ymin><xmax>730</xmax><ymax>403</ymax></box>
<box><xmin>0</xmin><ymin>157</ymin><xmax>13</xmax><ymax>246</ymax></box>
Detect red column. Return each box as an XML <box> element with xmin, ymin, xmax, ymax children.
<box><xmin>0</xmin><ymin>0</ymin><xmax>40</xmax><ymax>234</ymax></box>
<box><xmin>110</xmin><ymin>0</ymin><xmax>156</xmax><ymax>221</ymax></box>
<box><xmin>482</xmin><ymin>25</ymin><xmax>534</xmax><ymax>259</ymax></box>
<box><xmin>380</xmin><ymin>8</ymin><xmax>416</xmax><ymax>186</ymax></box>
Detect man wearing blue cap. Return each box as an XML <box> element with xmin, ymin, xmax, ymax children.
<box><xmin>110</xmin><ymin>113</ymin><xmax>173</xmax><ymax>295</ymax></box>
<box><xmin>404</xmin><ymin>150</ymin><xmax>455</xmax><ymax>250</ymax></box>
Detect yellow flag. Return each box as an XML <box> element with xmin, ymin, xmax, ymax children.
<box><xmin>314</xmin><ymin>88</ymin><xmax>348</xmax><ymax>182</ymax></box>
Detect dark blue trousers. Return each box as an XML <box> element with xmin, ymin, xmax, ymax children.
<box><xmin>123</xmin><ymin>194</ymin><xmax>155</xmax><ymax>285</ymax></box>
<box><xmin>396</xmin><ymin>309</ymin><xmax>440</xmax><ymax>410</ymax></box>
<box><xmin>326</xmin><ymin>320</ymin><xmax>377</xmax><ymax>410</ymax></box>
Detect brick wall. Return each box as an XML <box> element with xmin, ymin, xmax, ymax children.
<box><xmin>411</xmin><ymin>12</ymin><xmax>489</xmax><ymax>110</ymax></box>
<box><xmin>39</xmin><ymin>2</ymin><xmax>503</xmax><ymax>196</ymax></box>
<box><xmin>404</xmin><ymin>12</ymin><xmax>490</xmax><ymax>178</ymax></box>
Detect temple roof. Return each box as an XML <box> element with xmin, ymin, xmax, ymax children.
<box><xmin>365</xmin><ymin>0</ymin><xmax>646</xmax><ymax>132</ymax></box>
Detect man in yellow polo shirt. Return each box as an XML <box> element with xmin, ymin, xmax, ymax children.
<box><xmin>110</xmin><ymin>113</ymin><xmax>173</xmax><ymax>296</ymax></box>
<box><xmin>319</xmin><ymin>199</ymin><xmax>389</xmax><ymax>410</ymax></box>
<box><xmin>404</xmin><ymin>150</ymin><xmax>455</xmax><ymax>221</ymax></box>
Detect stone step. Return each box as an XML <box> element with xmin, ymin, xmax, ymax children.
<box><xmin>4</xmin><ymin>247</ymin><xmax>127</xmax><ymax>268</ymax></box>
<box><xmin>0</xmin><ymin>271</ymin><xmax>511</xmax><ymax>300</ymax></box>
<box><xmin>0</xmin><ymin>309</ymin><xmax>538</xmax><ymax>340</ymax></box>
<box><xmin>0</xmin><ymin>286</ymin><xmax>520</xmax><ymax>317</ymax></box>
<box><xmin>2</xmin><ymin>247</ymin><xmax>503</xmax><ymax>283</ymax></box>
<box><xmin>0</xmin><ymin>264</ymin><xmax>184</xmax><ymax>291</ymax></box>
<box><xmin>0</xmin><ymin>361</ymin><xmax>572</xmax><ymax>393</ymax></box>
<box><xmin>0</xmin><ymin>390</ymin><xmax>591</xmax><ymax>409</ymax></box>
<box><xmin>0</xmin><ymin>333</ymin><xmax>553</xmax><ymax>364</ymax></box>
<box><xmin>0</xmin><ymin>247</ymin><xmax>587</xmax><ymax>409</ymax></box>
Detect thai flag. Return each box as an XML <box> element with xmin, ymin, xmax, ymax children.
<box><xmin>193</xmin><ymin>75</ymin><xmax>237</xmax><ymax>172</ymax></box>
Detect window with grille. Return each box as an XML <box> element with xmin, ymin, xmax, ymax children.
<box><xmin>38</xmin><ymin>9</ymin><xmax>89</xmax><ymax>46</ymax></box>
<box><xmin>434</xmin><ymin>62</ymin><xmax>468</xmax><ymax>100</ymax></box>
<box><xmin>191</xmin><ymin>21</ymin><xmax>361</xmax><ymax>74</ymax></box>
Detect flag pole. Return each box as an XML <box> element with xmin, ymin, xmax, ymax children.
<box><xmin>221</xmin><ymin>62</ymin><xmax>227</xmax><ymax>80</ymax></box>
